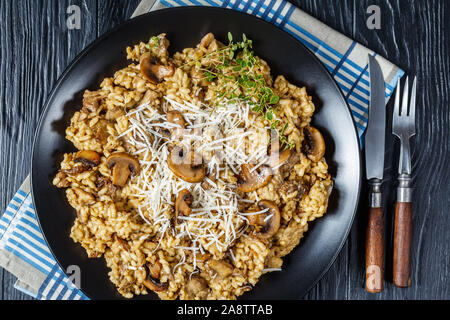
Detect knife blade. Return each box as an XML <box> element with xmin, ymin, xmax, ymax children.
<box><xmin>365</xmin><ymin>55</ymin><xmax>386</xmax><ymax>180</ymax></box>
<box><xmin>364</xmin><ymin>55</ymin><xmax>386</xmax><ymax>293</ymax></box>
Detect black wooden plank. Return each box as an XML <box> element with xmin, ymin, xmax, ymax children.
<box><xmin>350</xmin><ymin>0</ymin><xmax>450</xmax><ymax>300</ymax></box>
<box><xmin>97</xmin><ymin>0</ymin><xmax>142</xmax><ymax>37</ymax></box>
<box><xmin>0</xmin><ymin>0</ymin><xmax>97</xmax><ymax>300</ymax></box>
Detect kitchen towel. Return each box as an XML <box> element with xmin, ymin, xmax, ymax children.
<box><xmin>0</xmin><ymin>0</ymin><xmax>404</xmax><ymax>299</ymax></box>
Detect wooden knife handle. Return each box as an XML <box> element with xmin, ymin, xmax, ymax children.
<box><xmin>393</xmin><ymin>201</ymin><xmax>413</xmax><ymax>287</ymax></box>
<box><xmin>365</xmin><ymin>206</ymin><xmax>384</xmax><ymax>293</ymax></box>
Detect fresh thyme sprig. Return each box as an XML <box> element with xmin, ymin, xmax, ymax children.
<box><xmin>180</xmin><ymin>33</ymin><xmax>295</xmax><ymax>149</ymax></box>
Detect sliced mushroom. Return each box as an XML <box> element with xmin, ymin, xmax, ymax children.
<box><xmin>143</xmin><ymin>263</ymin><xmax>168</xmax><ymax>292</ymax></box>
<box><xmin>236</xmin><ymin>164</ymin><xmax>272</xmax><ymax>193</ymax></box>
<box><xmin>247</xmin><ymin>200</ymin><xmax>281</xmax><ymax>239</ymax></box>
<box><xmin>74</xmin><ymin>150</ymin><xmax>101</xmax><ymax>167</ymax></box>
<box><xmin>193</xmin><ymin>252</ymin><xmax>212</xmax><ymax>262</ymax></box>
<box><xmin>167</xmin><ymin>146</ymin><xmax>206</xmax><ymax>183</ymax></box>
<box><xmin>175</xmin><ymin>189</ymin><xmax>193</xmax><ymax>223</ymax></box>
<box><xmin>95</xmin><ymin>176</ymin><xmax>118</xmax><ymax>198</ymax></box>
<box><xmin>71</xmin><ymin>187</ymin><xmax>96</xmax><ymax>205</ymax></box>
<box><xmin>166</xmin><ymin>110</ymin><xmax>187</xmax><ymax>139</ymax></box>
<box><xmin>166</xmin><ymin>110</ymin><xmax>187</xmax><ymax>129</ymax></box>
<box><xmin>92</xmin><ymin>119</ymin><xmax>110</xmax><ymax>144</ymax></box>
<box><xmin>82</xmin><ymin>90</ymin><xmax>103</xmax><ymax>113</ymax></box>
<box><xmin>199</xmin><ymin>33</ymin><xmax>215</xmax><ymax>48</ymax></box>
<box><xmin>279</xmin><ymin>180</ymin><xmax>307</xmax><ymax>199</ymax></box>
<box><xmin>265</xmin><ymin>140</ymin><xmax>292</xmax><ymax>168</ymax></box>
<box><xmin>140</xmin><ymin>53</ymin><xmax>175</xmax><ymax>84</ymax></box>
<box><xmin>148</xmin><ymin>260</ymin><xmax>163</xmax><ymax>279</ymax></box>
<box><xmin>105</xmin><ymin>107</ymin><xmax>125</xmax><ymax>121</ymax></box>
<box><xmin>53</xmin><ymin>171</ymin><xmax>70</xmax><ymax>188</ymax></box>
<box><xmin>186</xmin><ymin>275</ymin><xmax>208</xmax><ymax>299</ymax></box>
<box><xmin>106</xmin><ymin>152</ymin><xmax>140</xmax><ymax>187</ymax></box>
<box><xmin>208</xmin><ymin>259</ymin><xmax>234</xmax><ymax>278</ymax></box>
<box><xmin>62</xmin><ymin>164</ymin><xmax>89</xmax><ymax>175</ymax></box>
<box><xmin>199</xmin><ymin>32</ymin><xmax>223</xmax><ymax>53</ymax></box>
<box><xmin>302</xmin><ymin>126</ymin><xmax>325</xmax><ymax>162</ymax></box>
<box><xmin>149</xmin><ymin>34</ymin><xmax>170</xmax><ymax>62</ymax></box>
<box><xmin>138</xmin><ymin>89</ymin><xmax>160</xmax><ymax>106</ymax></box>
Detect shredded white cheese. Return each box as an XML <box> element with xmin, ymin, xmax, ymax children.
<box><xmin>121</xmin><ymin>96</ymin><xmax>269</xmax><ymax>270</ymax></box>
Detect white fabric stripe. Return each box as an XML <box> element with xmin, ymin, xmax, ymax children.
<box><xmin>3</xmin><ymin>240</ymin><xmax>52</xmax><ymax>273</ymax></box>
<box><xmin>1</xmin><ymin>197</ymin><xmax>33</xmax><ymax>248</ymax></box>
<box><xmin>62</xmin><ymin>288</ymin><xmax>73</xmax><ymax>300</ymax></box>
<box><xmin>15</xmin><ymin>215</ymin><xmax>46</xmax><ymax>241</ymax></box>
<box><xmin>40</xmin><ymin>277</ymin><xmax>56</xmax><ymax>299</ymax></box>
<box><xmin>12</xmin><ymin>228</ymin><xmax>52</xmax><ymax>258</ymax></box>
<box><xmin>340</xmin><ymin>67</ymin><xmax>370</xmax><ymax>91</ymax></box>
<box><xmin>0</xmin><ymin>219</ymin><xmax>10</xmax><ymax>230</ymax></box>
<box><xmin>48</xmin><ymin>279</ymin><xmax>65</xmax><ymax>300</ymax></box>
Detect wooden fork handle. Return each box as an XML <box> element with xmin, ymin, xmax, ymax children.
<box><xmin>365</xmin><ymin>180</ymin><xmax>384</xmax><ymax>293</ymax></box>
<box><xmin>393</xmin><ymin>201</ymin><xmax>412</xmax><ymax>287</ymax></box>
<box><xmin>393</xmin><ymin>173</ymin><xmax>414</xmax><ymax>287</ymax></box>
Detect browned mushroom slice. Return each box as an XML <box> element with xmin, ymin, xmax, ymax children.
<box><xmin>138</xmin><ymin>89</ymin><xmax>160</xmax><ymax>106</ymax></box>
<box><xmin>143</xmin><ymin>262</ymin><xmax>168</xmax><ymax>292</ymax></box>
<box><xmin>140</xmin><ymin>53</ymin><xmax>175</xmax><ymax>84</ymax></box>
<box><xmin>175</xmin><ymin>189</ymin><xmax>193</xmax><ymax>223</ymax></box>
<box><xmin>194</xmin><ymin>252</ymin><xmax>211</xmax><ymax>262</ymax></box>
<box><xmin>71</xmin><ymin>187</ymin><xmax>96</xmax><ymax>205</ymax></box>
<box><xmin>106</xmin><ymin>152</ymin><xmax>140</xmax><ymax>187</ymax></box>
<box><xmin>62</xmin><ymin>165</ymin><xmax>89</xmax><ymax>175</ymax></box>
<box><xmin>265</xmin><ymin>140</ymin><xmax>292</xmax><ymax>168</ymax></box>
<box><xmin>199</xmin><ymin>32</ymin><xmax>223</xmax><ymax>53</ymax></box>
<box><xmin>166</xmin><ymin>110</ymin><xmax>187</xmax><ymax>129</ymax></box>
<box><xmin>105</xmin><ymin>107</ymin><xmax>125</xmax><ymax>121</ymax></box>
<box><xmin>53</xmin><ymin>171</ymin><xmax>70</xmax><ymax>188</ymax></box>
<box><xmin>237</xmin><ymin>164</ymin><xmax>272</xmax><ymax>193</ymax></box>
<box><xmin>167</xmin><ymin>146</ymin><xmax>206</xmax><ymax>183</ymax></box>
<box><xmin>74</xmin><ymin>150</ymin><xmax>101</xmax><ymax>167</ymax></box>
<box><xmin>302</xmin><ymin>126</ymin><xmax>325</xmax><ymax>162</ymax></box>
<box><xmin>208</xmin><ymin>259</ymin><xmax>234</xmax><ymax>278</ymax></box>
<box><xmin>279</xmin><ymin>180</ymin><xmax>307</xmax><ymax>199</ymax></box>
<box><xmin>247</xmin><ymin>200</ymin><xmax>281</xmax><ymax>239</ymax></box>
<box><xmin>92</xmin><ymin>119</ymin><xmax>110</xmax><ymax>144</ymax></box>
<box><xmin>166</xmin><ymin>110</ymin><xmax>187</xmax><ymax>139</ymax></box>
<box><xmin>82</xmin><ymin>90</ymin><xmax>103</xmax><ymax>113</ymax></box>
<box><xmin>186</xmin><ymin>275</ymin><xmax>209</xmax><ymax>299</ymax></box>
<box><xmin>199</xmin><ymin>32</ymin><xmax>215</xmax><ymax>48</ymax></box>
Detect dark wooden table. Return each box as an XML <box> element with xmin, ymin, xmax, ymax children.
<box><xmin>1</xmin><ymin>0</ymin><xmax>448</xmax><ymax>300</ymax></box>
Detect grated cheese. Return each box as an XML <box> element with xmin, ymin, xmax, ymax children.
<box><xmin>122</xmin><ymin>96</ymin><xmax>270</xmax><ymax>269</ymax></box>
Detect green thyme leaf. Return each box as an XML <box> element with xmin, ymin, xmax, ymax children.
<box><xmin>270</xmin><ymin>95</ymin><xmax>280</xmax><ymax>104</ymax></box>
<box><xmin>228</xmin><ymin>32</ymin><xmax>233</xmax><ymax>43</ymax></box>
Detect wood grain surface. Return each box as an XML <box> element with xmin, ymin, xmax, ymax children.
<box><xmin>0</xmin><ymin>0</ymin><xmax>449</xmax><ymax>300</ymax></box>
<box><xmin>393</xmin><ymin>202</ymin><xmax>413</xmax><ymax>288</ymax></box>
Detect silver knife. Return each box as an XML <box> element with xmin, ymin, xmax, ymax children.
<box><xmin>364</xmin><ymin>55</ymin><xmax>386</xmax><ymax>293</ymax></box>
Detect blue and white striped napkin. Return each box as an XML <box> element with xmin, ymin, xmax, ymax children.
<box><xmin>0</xmin><ymin>0</ymin><xmax>404</xmax><ymax>300</ymax></box>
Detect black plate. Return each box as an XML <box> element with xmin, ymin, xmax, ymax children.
<box><xmin>31</xmin><ymin>7</ymin><xmax>361</xmax><ymax>300</ymax></box>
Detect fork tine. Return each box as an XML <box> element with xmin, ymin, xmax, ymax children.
<box><xmin>409</xmin><ymin>76</ymin><xmax>417</xmax><ymax>120</ymax></box>
<box><xmin>401</xmin><ymin>76</ymin><xmax>409</xmax><ymax>116</ymax></box>
<box><xmin>394</xmin><ymin>77</ymin><xmax>401</xmax><ymax>120</ymax></box>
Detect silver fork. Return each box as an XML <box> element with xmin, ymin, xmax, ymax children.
<box><xmin>392</xmin><ymin>76</ymin><xmax>417</xmax><ymax>288</ymax></box>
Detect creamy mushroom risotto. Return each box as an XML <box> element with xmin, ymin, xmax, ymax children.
<box><xmin>53</xmin><ymin>32</ymin><xmax>333</xmax><ymax>299</ymax></box>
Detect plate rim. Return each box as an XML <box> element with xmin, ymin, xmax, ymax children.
<box><xmin>30</xmin><ymin>6</ymin><xmax>362</xmax><ymax>300</ymax></box>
